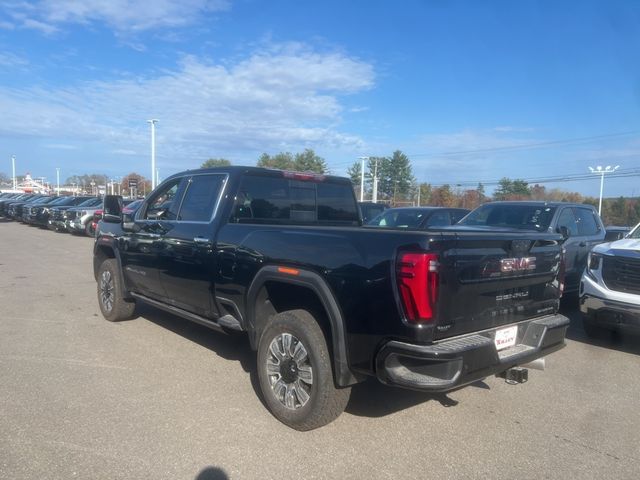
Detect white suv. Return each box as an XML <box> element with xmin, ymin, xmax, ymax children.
<box><xmin>580</xmin><ymin>222</ymin><xmax>640</xmax><ymax>337</ymax></box>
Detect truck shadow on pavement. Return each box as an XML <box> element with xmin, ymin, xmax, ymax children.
<box><xmin>561</xmin><ymin>303</ymin><xmax>640</xmax><ymax>356</ymax></box>
<box><xmin>134</xmin><ymin>303</ymin><xmax>268</xmax><ymax>410</ymax></box>
<box><xmin>134</xmin><ymin>303</ymin><xmax>472</xmax><ymax>419</ymax></box>
<box><xmin>346</xmin><ymin>380</ymin><xmax>463</xmax><ymax>418</ymax></box>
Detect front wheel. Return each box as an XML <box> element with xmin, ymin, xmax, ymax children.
<box><xmin>97</xmin><ymin>259</ymin><xmax>136</xmax><ymax>322</ymax></box>
<box><xmin>85</xmin><ymin>221</ymin><xmax>96</xmax><ymax>237</ymax></box>
<box><xmin>257</xmin><ymin>309</ymin><xmax>351</xmax><ymax>431</ymax></box>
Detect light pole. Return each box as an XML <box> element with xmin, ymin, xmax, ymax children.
<box><xmin>588</xmin><ymin>165</ymin><xmax>620</xmax><ymax>215</ymax></box>
<box><xmin>358</xmin><ymin>156</ymin><xmax>369</xmax><ymax>201</ymax></box>
<box><xmin>11</xmin><ymin>155</ymin><xmax>16</xmax><ymax>190</ymax></box>
<box><xmin>148</xmin><ymin>119</ymin><xmax>158</xmax><ymax>190</ymax></box>
<box><xmin>372</xmin><ymin>158</ymin><xmax>379</xmax><ymax>203</ymax></box>
<box><xmin>56</xmin><ymin>167</ymin><xmax>60</xmax><ymax>196</ymax></box>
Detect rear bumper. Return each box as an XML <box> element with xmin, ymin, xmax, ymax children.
<box><xmin>375</xmin><ymin>314</ymin><xmax>569</xmax><ymax>392</ymax></box>
<box><xmin>580</xmin><ymin>294</ymin><xmax>640</xmax><ymax>333</ymax></box>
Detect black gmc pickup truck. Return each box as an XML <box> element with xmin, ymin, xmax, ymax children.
<box><xmin>94</xmin><ymin>167</ymin><xmax>569</xmax><ymax>430</ymax></box>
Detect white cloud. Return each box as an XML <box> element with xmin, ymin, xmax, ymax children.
<box><xmin>0</xmin><ymin>44</ymin><xmax>374</xmax><ymax>167</ymax></box>
<box><xmin>0</xmin><ymin>51</ymin><xmax>29</xmax><ymax>68</ymax></box>
<box><xmin>2</xmin><ymin>0</ymin><xmax>230</xmax><ymax>33</ymax></box>
<box><xmin>45</xmin><ymin>143</ymin><xmax>78</xmax><ymax>150</ymax></box>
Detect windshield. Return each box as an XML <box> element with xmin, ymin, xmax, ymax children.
<box><xmin>459</xmin><ymin>204</ymin><xmax>557</xmax><ymax>231</ymax></box>
<box><xmin>77</xmin><ymin>197</ymin><xmax>101</xmax><ymax>207</ymax></box>
<box><xmin>628</xmin><ymin>223</ymin><xmax>640</xmax><ymax>239</ymax></box>
<box><xmin>368</xmin><ymin>209</ymin><xmax>431</xmax><ymax>228</ymax></box>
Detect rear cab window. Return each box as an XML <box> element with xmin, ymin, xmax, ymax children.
<box><xmin>229</xmin><ymin>174</ymin><xmax>359</xmax><ymax>225</ymax></box>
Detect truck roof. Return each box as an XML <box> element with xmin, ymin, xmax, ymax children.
<box><xmin>164</xmin><ymin>166</ymin><xmax>353</xmax><ymax>185</ymax></box>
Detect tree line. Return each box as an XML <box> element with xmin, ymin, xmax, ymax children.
<box><xmin>5</xmin><ymin>147</ymin><xmax>636</xmax><ymax>226</ymax></box>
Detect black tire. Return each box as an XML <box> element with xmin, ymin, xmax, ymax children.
<box><xmin>257</xmin><ymin>309</ymin><xmax>351</xmax><ymax>431</ymax></box>
<box><xmin>97</xmin><ymin>259</ymin><xmax>136</xmax><ymax>322</ymax></box>
<box><xmin>85</xmin><ymin>221</ymin><xmax>96</xmax><ymax>237</ymax></box>
<box><xmin>583</xmin><ymin>317</ymin><xmax>611</xmax><ymax>339</ymax></box>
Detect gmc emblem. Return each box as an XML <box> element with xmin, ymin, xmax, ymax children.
<box><xmin>500</xmin><ymin>257</ymin><xmax>536</xmax><ymax>272</ymax></box>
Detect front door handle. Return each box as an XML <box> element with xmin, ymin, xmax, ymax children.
<box><xmin>194</xmin><ymin>237</ymin><xmax>211</xmax><ymax>244</ymax></box>
<box><xmin>579</xmin><ymin>241</ymin><xmax>587</xmax><ymax>247</ymax></box>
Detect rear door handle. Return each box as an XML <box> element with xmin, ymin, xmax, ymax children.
<box><xmin>579</xmin><ymin>241</ymin><xmax>586</xmax><ymax>247</ymax></box>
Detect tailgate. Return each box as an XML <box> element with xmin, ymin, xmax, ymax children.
<box><xmin>432</xmin><ymin>232</ymin><xmax>563</xmax><ymax>340</ymax></box>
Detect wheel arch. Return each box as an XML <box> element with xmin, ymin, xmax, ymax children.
<box><xmin>93</xmin><ymin>241</ymin><xmax>131</xmax><ymax>299</ymax></box>
<box><xmin>246</xmin><ymin>266</ymin><xmax>360</xmax><ymax>387</ymax></box>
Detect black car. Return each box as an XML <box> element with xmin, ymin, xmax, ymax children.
<box><xmin>358</xmin><ymin>202</ymin><xmax>388</xmax><ymax>223</ymax></box>
<box><xmin>0</xmin><ymin>193</ymin><xmax>24</xmax><ymax>216</ymax></box>
<box><xmin>21</xmin><ymin>196</ymin><xmax>61</xmax><ymax>224</ymax></box>
<box><xmin>6</xmin><ymin>195</ymin><xmax>48</xmax><ymax>220</ymax></box>
<box><xmin>604</xmin><ymin>226</ymin><xmax>631</xmax><ymax>242</ymax></box>
<box><xmin>454</xmin><ymin>201</ymin><xmax>606</xmax><ymax>293</ymax></box>
<box><xmin>367</xmin><ymin>206</ymin><xmax>470</xmax><ymax>229</ymax></box>
<box><xmin>30</xmin><ymin>196</ymin><xmax>93</xmax><ymax>227</ymax></box>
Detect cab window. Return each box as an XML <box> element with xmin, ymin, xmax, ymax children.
<box><xmin>574</xmin><ymin>207</ymin><xmax>600</xmax><ymax>236</ymax></box>
<box><xmin>177</xmin><ymin>175</ymin><xmax>226</xmax><ymax>222</ymax></box>
<box><xmin>143</xmin><ymin>178</ymin><xmax>182</xmax><ymax>220</ymax></box>
<box><xmin>556</xmin><ymin>208</ymin><xmax>579</xmax><ymax>236</ymax></box>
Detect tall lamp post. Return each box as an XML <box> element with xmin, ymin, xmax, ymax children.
<box><xmin>588</xmin><ymin>165</ymin><xmax>620</xmax><ymax>215</ymax></box>
<box><xmin>147</xmin><ymin>119</ymin><xmax>158</xmax><ymax>190</ymax></box>
<box><xmin>56</xmin><ymin>167</ymin><xmax>60</xmax><ymax>196</ymax></box>
<box><xmin>11</xmin><ymin>155</ymin><xmax>17</xmax><ymax>190</ymax></box>
<box><xmin>358</xmin><ymin>156</ymin><xmax>369</xmax><ymax>202</ymax></box>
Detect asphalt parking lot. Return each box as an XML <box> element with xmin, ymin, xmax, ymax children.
<box><xmin>1</xmin><ymin>220</ymin><xmax>639</xmax><ymax>480</ymax></box>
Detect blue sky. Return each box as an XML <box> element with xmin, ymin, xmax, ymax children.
<box><xmin>1</xmin><ymin>0</ymin><xmax>639</xmax><ymax>196</ymax></box>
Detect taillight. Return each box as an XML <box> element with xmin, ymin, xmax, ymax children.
<box><xmin>558</xmin><ymin>247</ymin><xmax>566</xmax><ymax>298</ymax></box>
<box><xmin>396</xmin><ymin>252</ymin><xmax>439</xmax><ymax>323</ymax></box>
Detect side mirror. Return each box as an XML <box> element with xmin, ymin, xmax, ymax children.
<box><xmin>103</xmin><ymin>195</ymin><xmax>123</xmax><ymax>223</ymax></box>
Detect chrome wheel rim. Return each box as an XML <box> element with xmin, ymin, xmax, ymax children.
<box><xmin>100</xmin><ymin>270</ymin><xmax>114</xmax><ymax>312</ymax></box>
<box><xmin>266</xmin><ymin>333</ymin><xmax>313</xmax><ymax>410</ymax></box>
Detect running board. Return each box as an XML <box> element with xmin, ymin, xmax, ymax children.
<box><xmin>130</xmin><ymin>292</ymin><xmax>226</xmax><ymax>333</ymax></box>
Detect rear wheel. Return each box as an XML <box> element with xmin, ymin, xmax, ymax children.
<box><xmin>97</xmin><ymin>259</ymin><xmax>136</xmax><ymax>322</ymax></box>
<box><xmin>257</xmin><ymin>309</ymin><xmax>351</xmax><ymax>431</ymax></box>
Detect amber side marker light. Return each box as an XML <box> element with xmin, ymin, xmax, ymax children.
<box><xmin>278</xmin><ymin>266</ymin><xmax>300</xmax><ymax>276</ymax></box>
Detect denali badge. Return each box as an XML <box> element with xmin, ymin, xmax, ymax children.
<box><xmin>500</xmin><ymin>257</ymin><xmax>536</xmax><ymax>272</ymax></box>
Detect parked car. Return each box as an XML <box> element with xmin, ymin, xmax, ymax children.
<box><xmin>49</xmin><ymin>197</ymin><xmax>101</xmax><ymax>232</ymax></box>
<box><xmin>22</xmin><ymin>196</ymin><xmax>62</xmax><ymax>224</ymax></box>
<box><xmin>367</xmin><ymin>206</ymin><xmax>470</xmax><ymax>229</ymax></box>
<box><xmin>7</xmin><ymin>195</ymin><xmax>49</xmax><ymax>221</ymax></box>
<box><xmin>94</xmin><ymin>167</ymin><xmax>569</xmax><ymax>430</ymax></box>
<box><xmin>455</xmin><ymin>201</ymin><xmax>606</xmax><ymax>294</ymax></box>
<box><xmin>28</xmin><ymin>196</ymin><xmax>91</xmax><ymax>227</ymax></box>
<box><xmin>358</xmin><ymin>201</ymin><xmax>388</xmax><ymax>223</ymax></box>
<box><xmin>580</xmin><ymin>221</ymin><xmax>640</xmax><ymax>337</ymax></box>
<box><xmin>87</xmin><ymin>199</ymin><xmax>139</xmax><ymax>237</ymax></box>
<box><xmin>604</xmin><ymin>226</ymin><xmax>631</xmax><ymax>242</ymax></box>
<box><xmin>0</xmin><ymin>193</ymin><xmax>27</xmax><ymax>216</ymax></box>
